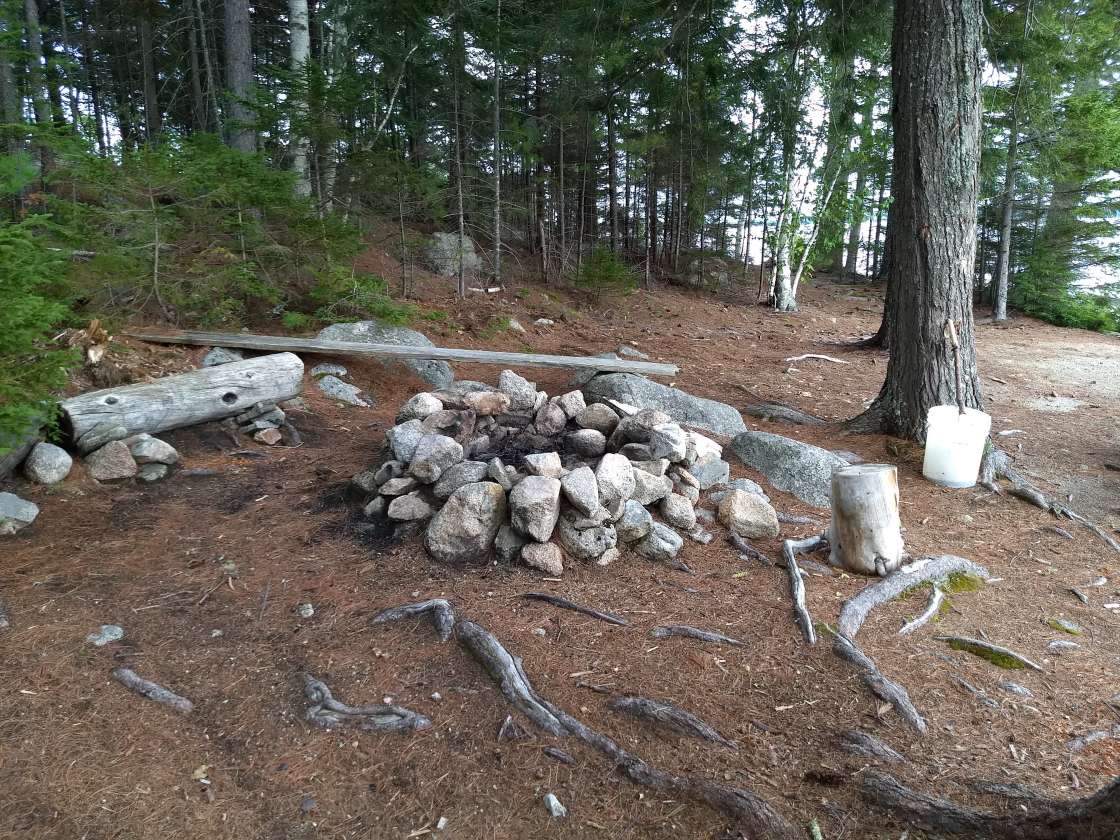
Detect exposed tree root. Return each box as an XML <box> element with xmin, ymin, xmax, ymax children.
<box><xmin>611</xmin><ymin>695</ymin><xmax>738</xmax><ymax>749</ymax></box>
<box><xmin>729</xmin><ymin>533</ymin><xmax>774</xmax><ymax>565</ymax></box>
<box><xmin>777</xmin><ymin>512</ymin><xmax>822</xmax><ymax>526</ymax></box>
<box><xmin>898</xmin><ymin>586</ymin><xmax>945</xmax><ymax>636</ymax></box>
<box><xmin>951</xmin><ymin>675</ymin><xmax>999</xmax><ymax>709</ymax></box>
<box><xmin>302</xmin><ymin>673</ymin><xmax>431</xmax><ymax>732</ymax></box>
<box><xmin>935</xmin><ymin>635</ymin><xmax>1044</xmax><ymax>671</ymax></box>
<box><xmin>497</xmin><ymin>714</ymin><xmax>530</xmax><ymax>742</ymax></box>
<box><xmin>782</xmin><ymin>533</ymin><xmax>828</xmax><ymax>645</ymax></box>
<box><xmin>543</xmin><ymin>746</ymin><xmax>575</xmax><ymax>764</ymax></box>
<box><xmin>369</xmin><ymin>598</ymin><xmax>456</xmax><ymax>642</ymax></box>
<box><xmin>832</xmin><ymin>633</ymin><xmax>927</xmax><ymax>733</ymax></box>
<box><xmin>861</xmin><ymin>770</ymin><xmax>1120</xmax><ymax>839</ymax></box>
<box><xmin>837</xmin><ymin>555</ymin><xmax>990</xmax><ymax>640</ymax></box>
<box><xmin>111</xmin><ymin>667</ymin><xmax>193</xmax><ymax>714</ymax></box>
<box><xmin>649</xmin><ymin>625</ymin><xmax>748</xmax><ymax>647</ymax></box>
<box><xmin>1065</xmin><ymin>726</ymin><xmax>1120</xmax><ymax>753</ymax></box>
<box><xmin>744</xmin><ymin>401</ymin><xmax>826</xmax><ymax>426</ymax></box>
<box><xmin>518</xmin><ymin>592</ymin><xmax>628</xmax><ymax>626</ymax></box>
<box><xmin>838</xmin><ymin>730</ymin><xmax>907</xmax><ymax>763</ymax></box>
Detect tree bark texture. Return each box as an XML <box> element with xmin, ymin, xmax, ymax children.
<box><xmin>223</xmin><ymin>0</ymin><xmax>255</xmax><ymax>152</ymax></box>
<box><xmin>288</xmin><ymin>0</ymin><xmax>312</xmax><ymax>196</ymax></box>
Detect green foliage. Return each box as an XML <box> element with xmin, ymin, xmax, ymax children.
<box><xmin>280</xmin><ymin>311</ymin><xmax>314</xmax><ymax>331</ymax></box>
<box><xmin>479</xmin><ymin>315</ymin><xmax>512</xmax><ymax>339</ymax></box>
<box><xmin>0</xmin><ymin>151</ymin><xmax>36</xmax><ymax>197</ymax></box>
<box><xmin>307</xmin><ymin>264</ymin><xmax>416</xmax><ymax>325</ymax></box>
<box><xmin>575</xmin><ymin>246</ymin><xmax>638</xmax><ymax>298</ymax></box>
<box><xmin>0</xmin><ymin>219</ymin><xmax>78</xmax><ymax>454</ymax></box>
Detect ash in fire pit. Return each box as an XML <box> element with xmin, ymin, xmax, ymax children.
<box><xmin>350</xmin><ymin>370</ymin><xmax>779</xmax><ymax>575</ymax></box>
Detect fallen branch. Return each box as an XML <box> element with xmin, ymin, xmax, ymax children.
<box><xmin>111</xmin><ymin>667</ymin><xmax>193</xmax><ymax>714</ymax></box>
<box><xmin>518</xmin><ymin>592</ymin><xmax>628</xmax><ymax>626</ymax></box>
<box><xmin>832</xmin><ymin>633</ymin><xmax>927</xmax><ymax>733</ymax></box>
<box><xmin>729</xmin><ymin>533</ymin><xmax>773</xmax><ymax>565</ymax></box>
<box><xmin>898</xmin><ymin>587</ymin><xmax>945</xmax><ymax>636</ymax></box>
<box><xmin>861</xmin><ymin>770</ymin><xmax>1120</xmax><ymax>839</ymax></box>
<box><xmin>370</xmin><ymin>599</ymin><xmax>456</xmax><ymax>642</ymax></box>
<box><xmin>611</xmin><ymin>696</ymin><xmax>738</xmax><ymax>749</ymax></box>
<box><xmin>837</xmin><ymin>555</ymin><xmax>989</xmax><ymax>640</ymax></box>
<box><xmin>649</xmin><ymin>625</ymin><xmax>748</xmax><ymax>647</ymax></box>
<box><xmin>838</xmin><ymin>730</ymin><xmax>907</xmax><ymax>763</ymax></box>
<box><xmin>782</xmin><ymin>533</ymin><xmax>828</xmax><ymax>645</ymax></box>
<box><xmin>784</xmin><ymin>353</ymin><xmax>850</xmax><ymax>364</ymax></box>
<box><xmin>303</xmin><ymin>674</ymin><xmax>430</xmax><ymax>732</ymax></box>
<box><xmin>936</xmin><ymin>636</ymin><xmax>1043</xmax><ymax>672</ymax></box>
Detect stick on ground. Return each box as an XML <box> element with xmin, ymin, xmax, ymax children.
<box><xmin>370</xmin><ymin>598</ymin><xmax>456</xmax><ymax>642</ymax></box>
<box><xmin>303</xmin><ymin>674</ymin><xmax>431</xmax><ymax>732</ymax></box>
<box><xmin>838</xmin><ymin>730</ymin><xmax>907</xmax><ymax>763</ymax></box>
<box><xmin>518</xmin><ymin>592</ymin><xmax>628</xmax><ymax>626</ymax></box>
<box><xmin>111</xmin><ymin>667</ymin><xmax>194</xmax><ymax>713</ymax></box>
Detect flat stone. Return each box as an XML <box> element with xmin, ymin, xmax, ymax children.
<box><xmin>595</xmin><ymin>453</ymin><xmax>635</xmax><ymax>509</ymax></box>
<box><xmin>575</xmin><ymin>403</ymin><xmax>619</xmax><ymax>435</ymax></box>
<box><xmin>522</xmin><ymin>542</ymin><xmax>564</xmax><ymax>576</ymax></box>
<box><xmin>86</xmin><ymin>624</ymin><xmax>124</xmax><ymax>646</ymax></box>
<box><xmin>543</xmin><ymin>793</ymin><xmax>568</xmax><ymax>819</ymax></box>
<box><xmin>689</xmin><ymin>454</ymin><xmax>730</xmax><ymax>490</ymax></box>
<box><xmin>524</xmin><ymin>451</ymin><xmax>563</xmax><ymax>478</ymax></box>
<box><xmin>310</xmin><ymin>362</ymin><xmax>347</xmax><ymax>378</ymax></box>
<box><xmin>611</xmin><ymin>409</ymin><xmax>673</xmax><ymax>446</ymax></box>
<box><xmin>0</xmin><ymin>491</ymin><xmax>39</xmax><ymax>536</ymax></box>
<box><xmin>631</xmin><ymin>470</ymin><xmax>672</xmax><ymax>506</ymax></box>
<box><xmin>84</xmin><ymin>440</ymin><xmax>138</xmax><ymax>481</ymax></box>
<box><xmin>510</xmin><ymin>476</ymin><xmax>562</xmax><ymax>542</ymax></box>
<box><xmin>616</xmin><ymin>499</ymin><xmax>653</xmax><ymax>543</ymax></box>
<box><xmin>555</xmin><ymin>390</ymin><xmax>587</xmax><ymax>419</ymax></box>
<box><xmin>617</xmin><ymin>344</ymin><xmax>649</xmax><ymax>360</ymax></box>
<box><xmin>409</xmin><ymin>434</ymin><xmax>464</xmax><ymax>484</ymax></box>
<box><xmin>672</xmin><ymin>467</ymin><xmax>700</xmax><ymax>489</ymax></box>
<box><xmin>433</xmin><ymin>381</ymin><xmax>494</xmax><ymax>409</ymax></box>
<box><xmin>727</xmin><ymin>477</ymin><xmax>770</xmax><ymax>502</ymax></box>
<box><xmin>498</xmin><ymin>370</ymin><xmax>537</xmax><ymax>412</ymax></box>
<box><xmin>685</xmin><ymin>431</ymin><xmax>723</xmax><ymax>464</ymax></box>
<box><xmin>686</xmin><ymin>527</ymin><xmax>713</xmax><ymax>544</ymax></box>
<box><xmin>351</xmin><ymin>469</ymin><xmax>381</xmax><ymax>496</ymax></box>
<box><xmin>379</xmin><ymin>476</ymin><xmax>419</xmax><ymax>496</ymax></box>
<box><xmin>494</xmin><ymin>525</ymin><xmax>528</xmax><ymax>563</ymax></box>
<box><xmin>566</xmin><ymin>428</ymin><xmax>607</xmax><ymax>458</ymax></box>
<box><xmin>234</xmin><ymin>401</ymin><xmax>279</xmax><ymax>424</ymax></box>
<box><xmin>137</xmin><ymin>462</ymin><xmax>171</xmax><ymax>482</ymax></box>
<box><xmin>557</xmin><ymin>517</ymin><xmax>617</xmax><ymax>562</ymax></box>
<box><xmin>397</xmin><ymin>392</ymin><xmax>444</xmax><ymax>423</ymax></box>
<box><xmin>673</xmin><ymin>481</ymin><xmax>700</xmax><ymax>504</ymax></box>
<box><xmin>534</xmin><ymin>401</ymin><xmax>568</xmax><ymax>437</ymax></box>
<box><xmin>999</xmin><ymin>681</ymin><xmax>1033</xmax><ymax>698</ymax></box>
<box><xmin>433</xmin><ymin>460</ymin><xmax>489</xmax><ymax>500</ymax></box>
<box><xmin>387</xmin><ymin>492</ymin><xmax>435</xmax><ymax>521</ymax></box>
<box><xmin>718</xmin><ymin>490</ymin><xmax>779</xmax><ymax>539</ymax></box>
<box><xmin>634</xmin><ymin>522</ymin><xmax>684</xmax><ymax>562</ymax></box>
<box><xmin>648</xmin><ymin>423</ymin><xmax>688</xmax><ymax>462</ymax></box>
<box><xmin>560</xmin><ymin>465</ymin><xmax>599</xmax><ymax>516</ymax></box>
<box><xmin>731</xmin><ymin>431</ymin><xmax>848</xmax><ymax>508</ymax></box>
<box><xmin>596</xmin><ymin>547</ymin><xmax>621</xmax><ymax>566</ymax></box>
<box><xmin>1048</xmin><ymin>639</ymin><xmax>1081</xmax><ymax>654</ymax></box>
<box><xmin>23</xmin><ymin>442</ymin><xmax>72</xmax><ymax>484</ymax></box>
<box><xmin>318</xmin><ymin>320</ymin><xmax>453</xmax><ymax>388</ymax></box>
<box><xmin>387</xmin><ymin>420</ymin><xmax>426</xmax><ymax>463</ymax></box>
<box><xmin>564</xmin><ymin>507</ymin><xmax>611</xmax><ymax>529</ymax></box>
<box><xmin>425</xmin><ymin>482</ymin><xmax>508</xmax><ymax>564</ymax></box>
<box><xmin>463</xmin><ymin>390</ymin><xmax>511</xmax><ymax>416</ymax></box>
<box><xmin>76</xmin><ymin>422</ymin><xmax>128</xmax><ymax>454</ymax></box>
<box><xmin>317</xmin><ymin>374</ymin><xmax>372</xmax><ymax>407</ymax></box>
<box><xmin>585</xmin><ymin>373</ymin><xmax>747</xmax><ymax>437</ymax></box>
<box><xmin>630</xmin><ymin>459</ymin><xmax>669</xmax><ymax>476</ymax></box>
<box><xmin>130</xmin><ymin>437</ymin><xmax>180</xmax><ymax>465</ymax></box>
<box><xmin>202</xmin><ymin>346</ymin><xmax>244</xmax><ymax>367</ymax></box>
<box><xmin>660</xmin><ymin>493</ymin><xmax>697</xmax><ymax>530</ymax></box>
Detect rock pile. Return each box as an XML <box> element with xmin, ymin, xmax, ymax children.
<box><xmin>351</xmin><ymin>371</ymin><xmax>781</xmax><ymax>575</ymax></box>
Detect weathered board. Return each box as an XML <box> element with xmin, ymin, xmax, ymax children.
<box><xmin>61</xmin><ymin>352</ymin><xmax>304</xmax><ymax>440</ymax></box>
<box><xmin>126</xmin><ymin>329</ymin><xmax>679</xmax><ymax>377</ymax></box>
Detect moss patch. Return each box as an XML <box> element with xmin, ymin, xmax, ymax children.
<box><xmin>944</xmin><ymin>638</ymin><xmax>1028</xmax><ymax>669</ymax></box>
<box><xmin>1045</xmin><ymin>617</ymin><xmax>1083</xmax><ymax>636</ymax></box>
<box><xmin>943</xmin><ymin>572</ymin><xmax>985</xmax><ymax>594</ymax></box>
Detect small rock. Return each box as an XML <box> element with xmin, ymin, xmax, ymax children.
<box><xmin>76</xmin><ymin>422</ymin><xmax>129</xmax><ymax>454</ymax></box>
<box><xmin>310</xmin><ymin>362</ymin><xmax>347</xmax><ymax>378</ymax></box>
<box><xmin>433</xmin><ymin>460</ymin><xmax>489</xmax><ymax>500</ymax></box>
<box><xmin>718</xmin><ymin>490</ymin><xmax>779</xmax><ymax>539</ymax></box>
<box><xmin>202</xmin><ymin>346</ymin><xmax>244</xmax><ymax>367</ymax></box>
<box><xmin>566</xmin><ymin>428</ymin><xmax>607</xmax><ymax>458</ymax></box>
<box><xmin>425</xmin><ymin>482</ymin><xmax>508</xmax><ymax>564</ymax></box>
<box><xmin>234</xmin><ymin>402</ymin><xmax>280</xmax><ymax>424</ymax></box>
<box><xmin>1047</xmin><ymin>639</ymin><xmax>1081</xmax><ymax>654</ymax></box>
<box><xmin>431</xmin><ymin>692</ymin><xmax>443</xmax><ymax>703</ymax></box>
<box><xmin>672</xmin><ymin>467</ymin><xmax>700</xmax><ymax>489</ymax></box>
<box><xmin>616</xmin><ymin>499</ymin><xmax>653</xmax><ymax>543</ymax></box>
<box><xmin>630</xmin><ymin>459</ymin><xmax>669</xmax><ymax>476</ymax></box>
<box><xmin>137</xmin><ymin>462</ymin><xmax>171</xmax><ymax>483</ymax></box>
<box><xmin>634</xmin><ymin>522</ymin><xmax>684</xmax><ymax>562</ymax></box>
<box><xmin>488</xmin><ymin>457</ymin><xmax>514</xmax><ymax>490</ymax></box>
<box><xmin>999</xmin><ymin>681</ymin><xmax>1033</xmax><ymax>698</ymax></box>
<box><xmin>364</xmin><ymin>496</ymin><xmax>388</xmax><ymax>520</ymax></box>
<box><xmin>522</xmin><ymin>541</ymin><xmax>564</xmax><ymax>575</ymax></box>
<box><xmin>631</xmin><ymin>470</ymin><xmax>672</xmax><ymax>505</ymax></box>
<box><xmin>297</xmin><ymin>603</ymin><xmax>315</xmax><ymax>619</ymax></box>
<box><xmin>375</xmin><ymin>460</ymin><xmax>405</xmax><ymax>486</ymax></box>
<box><xmin>494</xmin><ymin>525</ymin><xmax>528</xmax><ymax>563</ymax></box>
<box><xmin>533</xmin><ymin>391</ymin><xmax>548</xmax><ymax>413</ymax></box>
<box><xmin>575</xmin><ymin>403</ymin><xmax>620</xmax><ymax>435</ymax></box>
<box><xmin>534</xmin><ymin>401</ymin><xmax>568</xmax><ymax>437</ymax></box>
<box><xmin>612</xmin><ymin>408</ymin><xmax>673</xmax><ymax>446</ymax></box>
<box><xmin>254</xmin><ymin>428</ymin><xmax>282</xmax><ymax>446</ymax></box>
<box><xmin>510</xmin><ymin>476</ymin><xmax>562</xmax><ymax>541</ymax></box>
<box><xmin>685</xmin><ymin>431</ymin><xmax>723</xmax><ymax>463</ymax></box>
<box><xmin>560</xmin><ymin>465</ymin><xmax>600</xmax><ymax>516</ymax></box>
<box><xmin>595</xmin><ymin>453</ymin><xmax>635</xmax><ymax>509</ymax></box>
<box><xmin>498</xmin><ymin>370</ymin><xmax>538</xmax><ymax>412</ymax></box>
<box><xmin>534</xmin><ymin>318</ymin><xmax>555</xmax><ymax>326</ymax></box>
<box><xmin>686</xmin><ymin>527</ymin><xmax>713</xmax><ymax>544</ymax></box>
<box><xmin>673</xmin><ymin>481</ymin><xmax>700</xmax><ymax>504</ymax></box>
<box><xmin>84</xmin><ymin>440</ymin><xmax>138</xmax><ymax>481</ymax></box>
<box><xmin>660</xmin><ymin>493</ymin><xmax>697</xmax><ymax>530</ymax></box>
<box><xmin>1047</xmin><ymin>617</ymin><xmax>1082</xmax><ymax>636</ymax></box>
<box><xmin>648</xmin><ymin>423</ymin><xmax>688</xmax><ymax>462</ymax></box>
<box><xmin>379</xmin><ymin>476</ymin><xmax>419</xmax><ymax>496</ymax></box>
<box><xmin>555</xmin><ymin>390</ymin><xmax>587</xmax><ymax>419</ymax></box>
<box><xmin>543</xmin><ymin>793</ymin><xmax>567</xmax><ymax>818</ymax></box>
<box><xmin>557</xmin><ymin>516</ymin><xmax>617</xmax><ymax>562</ymax></box>
<box><xmin>619</xmin><ymin>443</ymin><xmax>655</xmax><ymax>461</ymax></box>
<box><xmin>387</xmin><ymin>420</ymin><xmax>426</xmax><ymax>463</ymax></box>
<box><xmin>23</xmin><ymin>442</ymin><xmax>72</xmax><ymax>484</ymax></box>
<box><xmin>463</xmin><ymin>390</ymin><xmax>511</xmax><ymax>416</ymax></box>
<box><xmin>409</xmin><ymin>434</ymin><xmax>464</xmax><ymax>484</ymax></box>
<box><xmin>350</xmin><ymin>469</ymin><xmax>380</xmax><ymax>496</ymax></box>
<box><xmin>397</xmin><ymin>392</ymin><xmax>444</xmax><ymax>423</ymax></box>
<box><xmin>696</xmin><ymin>507</ymin><xmax>715</xmax><ymax>524</ymax></box>
<box><xmin>689</xmin><ymin>454</ymin><xmax>730</xmax><ymax>489</ymax></box>
<box><xmin>533</xmin><ymin>627</ymin><xmax>548</xmax><ymax>637</ymax></box>
<box><xmin>387</xmin><ymin>492</ymin><xmax>435</xmax><ymax>521</ymax></box>
<box><xmin>316</xmin><ymin>374</ymin><xmax>372</xmax><ymax>407</ymax></box>
<box><xmin>508</xmin><ymin>318</ymin><xmax>526</xmax><ymax>334</ymax></box>
<box><xmin>725</xmin><ymin>477</ymin><xmax>770</xmax><ymax>502</ymax></box>
<box><xmin>86</xmin><ymin>624</ymin><xmax>124</xmax><ymax>646</ymax></box>
<box><xmin>524</xmin><ymin>451</ymin><xmax>563</xmax><ymax>478</ymax></box>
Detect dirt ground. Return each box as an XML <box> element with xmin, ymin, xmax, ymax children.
<box><xmin>2</xmin><ymin>243</ymin><xmax>1119</xmax><ymax>840</ymax></box>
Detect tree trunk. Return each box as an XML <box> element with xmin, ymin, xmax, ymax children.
<box><xmin>607</xmin><ymin>101</ymin><xmax>618</xmax><ymax>252</ymax></box>
<box><xmin>193</xmin><ymin>0</ymin><xmax>222</xmax><ymax>136</ymax></box>
<box><xmin>856</xmin><ymin>0</ymin><xmax>984</xmax><ymax>440</ymax></box>
<box><xmin>0</xmin><ymin>40</ymin><xmax>20</xmax><ymax>154</ymax></box>
<box><xmin>491</xmin><ymin>0</ymin><xmax>502</xmax><ymax>286</ymax></box>
<box><xmin>223</xmin><ymin>0</ymin><xmax>255</xmax><ymax>152</ymax></box>
<box><xmin>57</xmin><ymin>0</ymin><xmax>81</xmax><ymax>127</ymax></box>
<box><xmin>139</xmin><ymin>14</ymin><xmax>161</xmax><ymax>142</ymax></box>
<box><xmin>992</xmin><ymin>67</ymin><xmax>1023</xmax><ymax>322</ymax></box>
<box><xmin>288</xmin><ymin>0</ymin><xmax>312</xmax><ymax>197</ymax></box>
<box><xmin>871</xmin><ymin>174</ymin><xmax>886</xmax><ymax>278</ymax></box>
<box><xmin>23</xmin><ymin>0</ymin><xmax>51</xmax><ymax>127</ymax></box>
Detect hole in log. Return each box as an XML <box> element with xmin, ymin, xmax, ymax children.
<box><xmin>221</xmin><ymin>392</ymin><xmax>238</xmax><ymax>405</ymax></box>
<box><xmin>105</xmin><ymin>396</ymin><xmax>119</xmax><ymax>405</ymax></box>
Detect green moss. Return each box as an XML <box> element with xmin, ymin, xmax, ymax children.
<box><xmin>815</xmin><ymin>620</ymin><xmax>837</xmax><ymax>638</ymax></box>
<box><xmin>944</xmin><ymin>638</ymin><xmax>1028</xmax><ymax>669</ymax></box>
<box><xmin>943</xmin><ymin>572</ymin><xmax>984</xmax><ymax>594</ymax></box>
<box><xmin>936</xmin><ymin>595</ymin><xmax>953</xmax><ymax>622</ymax></box>
<box><xmin>1045</xmin><ymin>617</ymin><xmax>1083</xmax><ymax>636</ymax></box>
<box><xmin>479</xmin><ymin>315</ymin><xmax>512</xmax><ymax>339</ymax></box>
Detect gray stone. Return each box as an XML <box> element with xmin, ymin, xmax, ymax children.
<box><xmin>297</xmin><ymin>603</ymin><xmax>315</xmax><ymax>619</ymax></box>
<box><xmin>569</xmin><ymin>352</ymin><xmax>620</xmax><ymax>387</ymax></box>
<box><xmin>137</xmin><ymin>463</ymin><xmax>171</xmax><ymax>483</ymax></box>
<box><xmin>557</xmin><ymin>516</ymin><xmax>617</xmax><ymax>562</ymax></box>
<box><xmin>634</xmin><ymin>522</ymin><xmax>684</xmax><ymax>563</ymax></box>
<box><xmin>832</xmin><ymin>449</ymin><xmax>864</xmax><ymax>465</ymax></box>
<box><xmin>673</xmin><ymin>481</ymin><xmax>700</xmax><ymax>505</ymax></box>
<box><xmin>425</xmin><ymin>231</ymin><xmax>482</xmax><ymax>279</ymax></box>
<box><xmin>1047</xmin><ymin>639</ymin><xmax>1080</xmax><ymax>654</ymax></box>
<box><xmin>424</xmin><ymin>482</ymin><xmax>508</xmax><ymax>564</ymax></box>
<box><xmin>999</xmin><ymin>681</ymin><xmax>1033</xmax><ymax>698</ymax></box>
<box><xmin>533</xmin><ymin>390</ymin><xmax>548</xmax><ymax>413</ymax></box>
<box><xmin>695</xmin><ymin>507</ymin><xmax>715</xmax><ymax>524</ymax></box>
<box><xmin>660</xmin><ymin>493</ymin><xmax>697</xmax><ymax>530</ymax></box>
<box><xmin>584</xmin><ymin>373</ymin><xmax>747</xmax><ymax>437</ymax></box>
<box><xmin>534</xmin><ymin>401</ymin><xmax>568</xmax><ymax>437</ymax></box>
<box><xmin>727</xmin><ymin>477</ymin><xmax>770</xmax><ymax>502</ymax></box>
<box><xmin>563</xmin><ymin>507</ymin><xmax>611</xmax><ymax>529</ymax></box>
<box><xmin>684</xmin><ymin>430</ymin><xmax>723</xmax><ymax>465</ymax></box>
<box><xmin>689</xmin><ymin>454</ymin><xmax>730</xmax><ymax>489</ymax></box>
<box><xmin>76</xmin><ymin>422</ymin><xmax>128</xmax><ymax>454</ymax></box>
<box><xmin>631</xmin><ymin>470</ymin><xmax>672</xmax><ymax>506</ymax></box>
<box><xmin>234</xmin><ymin>401</ymin><xmax>279</xmax><ymax>424</ymax></box>
<box><xmin>718</xmin><ymin>490</ymin><xmax>779</xmax><ymax>539</ymax></box>
<box><xmin>310</xmin><ymin>362</ymin><xmax>347</xmax><ymax>378</ymax></box>
<box><xmin>201</xmin><ymin>346</ymin><xmax>244</xmax><ymax>367</ymax></box>
<box><xmin>0</xmin><ymin>492</ymin><xmax>39</xmax><ymax>536</ymax></box>
<box><xmin>23</xmin><ymin>443</ymin><xmax>72</xmax><ymax>485</ymax></box>
<box><xmin>498</xmin><ymin>370</ymin><xmax>537</xmax><ymax>412</ymax></box>
<box><xmin>648</xmin><ymin>423</ymin><xmax>688</xmax><ymax>462</ymax></box>
<box><xmin>84</xmin><ymin>441</ymin><xmax>138</xmax><ymax>481</ymax></box>
<box><xmin>238</xmin><ymin>408</ymin><xmax>285</xmax><ymax>429</ymax></box>
<box><xmin>524</xmin><ymin>451</ymin><xmax>563</xmax><ymax>477</ymax></box>
<box><xmin>1048</xmin><ymin>617</ymin><xmax>1082</xmax><ymax>635</ymax></box>
<box><xmin>616</xmin><ymin>500</ymin><xmax>653</xmax><ymax>543</ymax></box>
<box><xmin>351</xmin><ymin>469</ymin><xmax>381</xmax><ymax>496</ymax></box>
<box><xmin>433</xmin><ymin>381</ymin><xmax>494</xmax><ymax>408</ymax></box>
<box><xmin>672</xmin><ymin>467</ymin><xmax>700</xmax><ymax>489</ymax></box>
<box><xmin>575</xmin><ymin>403</ymin><xmax>620</xmax><ymax>435</ymax></box>
<box><xmin>565</xmin><ymin>428</ymin><xmax>607</xmax><ymax>458</ymax></box>
<box><xmin>130</xmin><ymin>437</ymin><xmax>180</xmax><ymax>466</ymax></box>
<box><xmin>463</xmin><ymin>390</ymin><xmax>511</xmax><ymax>416</ymax></box>
<box><xmin>433</xmin><ymin>460</ymin><xmax>489</xmax><ymax>500</ymax></box>
<box><xmin>522</xmin><ymin>542</ymin><xmax>564</xmax><ymax>576</ymax></box>
<box><xmin>375</xmin><ymin>460</ymin><xmax>405</xmax><ymax>486</ymax></box>
<box><xmin>560</xmin><ymin>465</ymin><xmax>599</xmax><ymax>516</ymax></box>
<box><xmin>596</xmin><ymin>547</ymin><xmax>621</xmax><ymax>566</ymax></box>
<box><xmin>488</xmin><ymin>457</ymin><xmax>513</xmax><ymax>491</ymax></box>
<box><xmin>731</xmin><ymin>431</ymin><xmax>848</xmax><ymax>508</ymax></box>
<box><xmin>555</xmin><ymin>390</ymin><xmax>587</xmax><ymax>419</ymax></box>
<box><xmin>387</xmin><ymin>419</ymin><xmax>426</xmax><ymax>463</ymax></box>
<box><xmin>510</xmin><ymin>476</ymin><xmax>562</xmax><ymax>542</ymax></box>
<box><xmin>686</xmin><ymin>527</ymin><xmax>713</xmax><ymax>545</ymax></box>
<box><xmin>508</xmin><ymin>318</ymin><xmax>527</xmax><ymax>334</ymax></box>
<box><xmin>318</xmin><ymin>320</ymin><xmax>453</xmax><ymax>389</ymax></box>
<box><xmin>409</xmin><ymin>434</ymin><xmax>464</xmax><ymax>484</ymax></box>
<box><xmin>364</xmin><ymin>496</ymin><xmax>388</xmax><ymax>520</ymax></box>
<box><xmin>316</xmin><ymin>374</ymin><xmax>372</xmax><ymax>407</ymax></box>
<box><xmin>494</xmin><ymin>525</ymin><xmax>528</xmax><ymax>564</ymax></box>
<box><xmin>595</xmin><ymin>454</ymin><xmax>635</xmax><ymax>509</ymax></box>
<box><xmin>543</xmin><ymin>793</ymin><xmax>568</xmax><ymax>819</ymax></box>
<box><xmin>379</xmin><ymin>476</ymin><xmax>420</xmax><ymax>496</ymax></box>
<box><xmin>617</xmin><ymin>344</ymin><xmax>650</xmax><ymax>360</ymax></box>
<box><xmin>630</xmin><ymin>459</ymin><xmax>669</xmax><ymax>476</ymax></box>
<box><xmin>388</xmin><ymin>492</ymin><xmax>435</xmax><ymax>521</ymax></box>
<box><xmin>86</xmin><ymin>624</ymin><xmax>124</xmax><ymax>646</ymax></box>
<box><xmin>612</xmin><ymin>409</ymin><xmax>673</xmax><ymax>446</ymax></box>
<box><xmin>397</xmin><ymin>392</ymin><xmax>444</xmax><ymax>423</ymax></box>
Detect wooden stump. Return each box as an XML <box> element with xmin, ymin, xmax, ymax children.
<box><xmin>828</xmin><ymin>464</ymin><xmax>903</xmax><ymax>575</ymax></box>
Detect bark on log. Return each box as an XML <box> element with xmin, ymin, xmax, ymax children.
<box><xmin>829</xmin><ymin>464</ymin><xmax>904</xmax><ymax>576</ymax></box>
<box><xmin>61</xmin><ymin>353</ymin><xmax>304</xmax><ymax>442</ymax></box>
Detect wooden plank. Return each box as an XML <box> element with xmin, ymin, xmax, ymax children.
<box><xmin>126</xmin><ymin>329</ymin><xmax>679</xmax><ymax>377</ymax></box>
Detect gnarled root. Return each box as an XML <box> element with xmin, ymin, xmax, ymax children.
<box><xmin>783</xmin><ymin>533</ymin><xmax>828</xmax><ymax>644</ymax></box>
<box><xmin>111</xmin><ymin>667</ymin><xmax>193</xmax><ymax>714</ymax></box>
<box><xmin>518</xmin><ymin>592</ymin><xmax>627</xmax><ymax>626</ymax></box>
<box><xmin>832</xmin><ymin>634</ymin><xmax>927</xmax><ymax>733</ymax></box>
<box><xmin>369</xmin><ymin>598</ymin><xmax>456</xmax><ymax>642</ymax></box>
<box><xmin>611</xmin><ymin>696</ymin><xmax>738</xmax><ymax>749</ymax></box>
<box><xmin>649</xmin><ymin>625</ymin><xmax>748</xmax><ymax>647</ymax></box>
<box><xmin>303</xmin><ymin>673</ymin><xmax>431</xmax><ymax>732</ymax></box>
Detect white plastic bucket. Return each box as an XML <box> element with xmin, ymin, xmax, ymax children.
<box><xmin>922</xmin><ymin>406</ymin><xmax>992</xmax><ymax>489</ymax></box>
